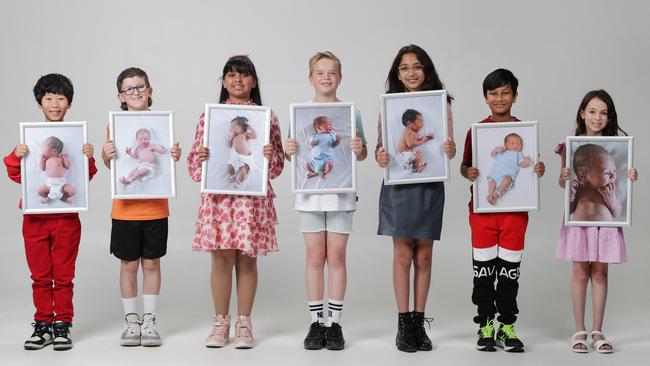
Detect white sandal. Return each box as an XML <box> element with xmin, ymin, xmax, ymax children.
<box><xmin>590</xmin><ymin>331</ymin><xmax>614</xmax><ymax>354</ymax></box>
<box><xmin>570</xmin><ymin>331</ymin><xmax>589</xmax><ymax>353</ymax></box>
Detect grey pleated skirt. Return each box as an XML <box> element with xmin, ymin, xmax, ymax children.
<box><xmin>377</xmin><ymin>181</ymin><xmax>445</xmax><ymax>241</ymax></box>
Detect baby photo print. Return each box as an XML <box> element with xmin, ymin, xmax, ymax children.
<box><xmin>201</xmin><ymin>103</ymin><xmax>270</xmax><ymax>196</ymax></box>
<box><xmin>472</xmin><ymin>121</ymin><xmax>539</xmax><ymax>213</ymax></box>
<box><xmin>110</xmin><ymin>111</ymin><xmax>176</xmax><ymax>199</ymax></box>
<box><xmin>20</xmin><ymin>122</ymin><xmax>89</xmax><ymax>214</ymax></box>
<box><xmin>380</xmin><ymin>90</ymin><xmax>449</xmax><ymax>185</ymax></box>
<box><xmin>290</xmin><ymin>102</ymin><xmax>356</xmax><ymax>194</ymax></box>
<box><xmin>565</xmin><ymin>136</ymin><xmax>633</xmax><ymax>227</ymax></box>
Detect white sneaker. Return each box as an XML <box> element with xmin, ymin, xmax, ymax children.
<box><xmin>141</xmin><ymin>313</ymin><xmax>162</xmax><ymax>346</ymax></box>
<box><xmin>120</xmin><ymin>313</ymin><xmax>141</xmax><ymax>346</ymax></box>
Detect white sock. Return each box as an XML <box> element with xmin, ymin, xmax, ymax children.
<box><xmin>122</xmin><ymin>297</ymin><xmax>137</xmax><ymax>316</ymax></box>
<box><xmin>327</xmin><ymin>299</ymin><xmax>343</xmax><ymax>326</ymax></box>
<box><xmin>308</xmin><ymin>300</ymin><xmax>325</xmax><ymax>324</ymax></box>
<box><xmin>143</xmin><ymin>294</ymin><xmax>158</xmax><ymax>314</ymax></box>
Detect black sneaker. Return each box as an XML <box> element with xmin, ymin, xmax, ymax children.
<box><xmin>24</xmin><ymin>321</ymin><xmax>53</xmax><ymax>350</ymax></box>
<box><xmin>324</xmin><ymin>323</ymin><xmax>345</xmax><ymax>351</ymax></box>
<box><xmin>411</xmin><ymin>312</ymin><xmax>433</xmax><ymax>351</ymax></box>
<box><xmin>52</xmin><ymin>321</ymin><xmax>73</xmax><ymax>351</ymax></box>
<box><xmin>476</xmin><ymin>319</ymin><xmax>496</xmax><ymax>352</ymax></box>
<box><xmin>396</xmin><ymin>312</ymin><xmax>417</xmax><ymax>352</ymax></box>
<box><xmin>496</xmin><ymin>323</ymin><xmax>524</xmax><ymax>353</ymax></box>
<box><xmin>303</xmin><ymin>322</ymin><xmax>325</xmax><ymax>350</ymax></box>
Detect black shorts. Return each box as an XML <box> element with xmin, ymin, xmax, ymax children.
<box><xmin>110</xmin><ymin>218</ymin><xmax>168</xmax><ymax>261</ymax></box>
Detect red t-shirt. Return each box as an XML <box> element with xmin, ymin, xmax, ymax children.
<box><xmin>462</xmin><ymin>116</ymin><xmax>521</xmax><ymax>205</ymax></box>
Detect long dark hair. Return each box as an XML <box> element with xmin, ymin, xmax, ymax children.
<box><xmin>385</xmin><ymin>44</ymin><xmax>452</xmax><ymax>103</ymax></box>
<box><xmin>219</xmin><ymin>55</ymin><xmax>262</xmax><ymax>105</ymax></box>
<box><xmin>575</xmin><ymin>90</ymin><xmax>627</xmax><ymax>136</ymax></box>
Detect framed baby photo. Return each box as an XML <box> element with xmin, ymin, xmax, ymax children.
<box><xmin>290</xmin><ymin>102</ymin><xmax>357</xmax><ymax>194</ymax></box>
<box><xmin>380</xmin><ymin>90</ymin><xmax>450</xmax><ymax>185</ymax></box>
<box><xmin>201</xmin><ymin>103</ymin><xmax>271</xmax><ymax>196</ymax></box>
<box><xmin>19</xmin><ymin>122</ymin><xmax>89</xmax><ymax>214</ymax></box>
<box><xmin>472</xmin><ymin>121</ymin><xmax>539</xmax><ymax>213</ymax></box>
<box><xmin>109</xmin><ymin>111</ymin><xmax>176</xmax><ymax>199</ymax></box>
<box><xmin>564</xmin><ymin>136</ymin><xmax>634</xmax><ymax>227</ymax></box>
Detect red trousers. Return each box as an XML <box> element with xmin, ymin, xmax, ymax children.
<box><xmin>22</xmin><ymin>215</ymin><xmax>81</xmax><ymax>323</ymax></box>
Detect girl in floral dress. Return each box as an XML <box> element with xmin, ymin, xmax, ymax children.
<box><xmin>187</xmin><ymin>55</ymin><xmax>284</xmax><ymax>349</ymax></box>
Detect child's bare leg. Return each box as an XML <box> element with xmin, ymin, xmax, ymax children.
<box><xmin>142</xmin><ymin>258</ymin><xmax>161</xmax><ymax>296</ymax></box>
<box><xmin>304</xmin><ymin>232</ymin><xmax>327</xmax><ymax>301</ymax></box>
<box><xmin>571</xmin><ymin>262</ymin><xmax>590</xmax><ymax>351</ymax></box>
<box><xmin>413</xmin><ymin>152</ymin><xmax>426</xmax><ymax>172</ymax></box>
<box><xmin>227</xmin><ymin>164</ymin><xmax>236</xmax><ymax>182</ymax></box>
<box><xmin>487</xmin><ymin>179</ymin><xmax>498</xmax><ymax>205</ymax></box>
<box><xmin>413</xmin><ymin>239</ymin><xmax>433</xmax><ymax>312</ymax></box>
<box><xmin>211</xmin><ymin>250</ymin><xmax>237</xmax><ymax>316</ymax></box>
<box><xmin>121</xmin><ymin>168</ymin><xmax>148</xmax><ymax>185</ymax></box>
<box><xmin>590</xmin><ymin>262</ymin><xmax>611</xmax><ymax>351</ymax></box>
<box><xmin>61</xmin><ymin>184</ymin><xmax>75</xmax><ymax>203</ymax></box>
<box><xmin>237</xmin><ymin>165</ymin><xmax>250</xmax><ymax>183</ymax></box>
<box><xmin>326</xmin><ymin>232</ymin><xmax>349</xmax><ymax>301</ymax></box>
<box><xmin>305</xmin><ymin>162</ymin><xmax>318</xmax><ymax>178</ymax></box>
<box><xmin>120</xmin><ymin>259</ymin><xmax>140</xmax><ymax>299</ymax></box>
<box><xmin>393</xmin><ymin>237</ymin><xmax>414</xmax><ymax>313</ymax></box>
<box><xmin>37</xmin><ymin>185</ymin><xmax>51</xmax><ymax>203</ymax></box>
<box><xmin>235</xmin><ymin>252</ymin><xmax>258</xmax><ymax>316</ymax></box>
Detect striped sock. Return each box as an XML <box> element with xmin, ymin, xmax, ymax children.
<box><xmin>327</xmin><ymin>299</ymin><xmax>343</xmax><ymax>326</ymax></box>
<box><xmin>308</xmin><ymin>300</ymin><xmax>325</xmax><ymax>324</ymax></box>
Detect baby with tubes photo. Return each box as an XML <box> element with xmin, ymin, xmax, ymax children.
<box><xmin>395</xmin><ymin>108</ymin><xmax>434</xmax><ymax>173</ymax></box>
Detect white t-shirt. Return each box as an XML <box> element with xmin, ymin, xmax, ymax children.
<box><xmin>294</xmin><ymin>107</ymin><xmax>366</xmax><ymax>212</ymax></box>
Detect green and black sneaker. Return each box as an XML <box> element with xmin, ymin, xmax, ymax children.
<box><xmin>496</xmin><ymin>323</ymin><xmax>524</xmax><ymax>353</ymax></box>
<box><xmin>476</xmin><ymin>319</ymin><xmax>496</xmax><ymax>352</ymax></box>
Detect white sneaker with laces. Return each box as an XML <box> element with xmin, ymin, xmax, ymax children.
<box><xmin>120</xmin><ymin>313</ymin><xmax>141</xmax><ymax>346</ymax></box>
<box><xmin>140</xmin><ymin>313</ymin><xmax>162</xmax><ymax>347</ymax></box>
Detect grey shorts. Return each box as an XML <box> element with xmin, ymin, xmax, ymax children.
<box><xmin>298</xmin><ymin>211</ymin><xmax>354</xmax><ymax>234</ymax></box>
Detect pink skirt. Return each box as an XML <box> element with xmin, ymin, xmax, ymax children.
<box><xmin>555</xmin><ymin>222</ymin><xmax>626</xmax><ymax>264</ymax></box>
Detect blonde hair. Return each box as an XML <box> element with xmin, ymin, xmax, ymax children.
<box><xmin>308</xmin><ymin>51</ymin><xmax>342</xmax><ymax>76</ymax></box>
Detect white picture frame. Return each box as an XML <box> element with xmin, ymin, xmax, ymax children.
<box><xmin>472</xmin><ymin>121</ymin><xmax>540</xmax><ymax>213</ymax></box>
<box><xmin>201</xmin><ymin>103</ymin><xmax>271</xmax><ymax>196</ymax></box>
<box><xmin>20</xmin><ymin>122</ymin><xmax>89</xmax><ymax>214</ymax></box>
<box><xmin>380</xmin><ymin>90</ymin><xmax>450</xmax><ymax>185</ymax></box>
<box><xmin>564</xmin><ymin>136</ymin><xmax>633</xmax><ymax>227</ymax></box>
<box><xmin>109</xmin><ymin>111</ymin><xmax>176</xmax><ymax>199</ymax></box>
<box><xmin>290</xmin><ymin>102</ymin><xmax>357</xmax><ymax>194</ymax></box>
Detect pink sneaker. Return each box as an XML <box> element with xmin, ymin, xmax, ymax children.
<box><xmin>234</xmin><ymin>315</ymin><xmax>254</xmax><ymax>349</ymax></box>
<box><xmin>206</xmin><ymin>315</ymin><xmax>230</xmax><ymax>348</ymax></box>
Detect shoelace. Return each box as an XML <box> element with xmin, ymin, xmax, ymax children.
<box><xmin>236</xmin><ymin>319</ymin><xmax>252</xmax><ymax>339</ymax></box>
<box><xmin>31</xmin><ymin>322</ymin><xmax>50</xmax><ymax>337</ymax></box>
<box><xmin>500</xmin><ymin>324</ymin><xmax>518</xmax><ymax>339</ymax></box>
<box><xmin>53</xmin><ymin>323</ymin><xmax>71</xmax><ymax>338</ymax></box>
<box><xmin>211</xmin><ymin>317</ymin><xmax>229</xmax><ymax>337</ymax></box>
<box><xmin>141</xmin><ymin>315</ymin><xmax>157</xmax><ymax>335</ymax></box>
<box><xmin>480</xmin><ymin>320</ymin><xmax>494</xmax><ymax>338</ymax></box>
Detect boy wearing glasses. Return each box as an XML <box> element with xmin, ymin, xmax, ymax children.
<box><xmin>4</xmin><ymin>74</ymin><xmax>97</xmax><ymax>350</ymax></box>
<box><xmin>102</xmin><ymin>67</ymin><xmax>181</xmax><ymax>347</ymax></box>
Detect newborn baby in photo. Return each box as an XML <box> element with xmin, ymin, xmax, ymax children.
<box><xmin>227</xmin><ymin>116</ymin><xmax>257</xmax><ymax>187</ymax></box>
<box><xmin>38</xmin><ymin>136</ymin><xmax>75</xmax><ymax>204</ymax></box>
<box><xmin>395</xmin><ymin>109</ymin><xmax>433</xmax><ymax>173</ymax></box>
<box><xmin>486</xmin><ymin>132</ymin><xmax>532</xmax><ymax>205</ymax></box>
<box><xmin>570</xmin><ymin>144</ymin><xmax>621</xmax><ymax>221</ymax></box>
<box><xmin>120</xmin><ymin>128</ymin><xmax>167</xmax><ymax>185</ymax></box>
<box><xmin>306</xmin><ymin>116</ymin><xmax>341</xmax><ymax>179</ymax></box>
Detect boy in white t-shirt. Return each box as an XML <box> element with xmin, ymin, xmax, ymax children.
<box><xmin>284</xmin><ymin>51</ymin><xmax>367</xmax><ymax>350</ymax></box>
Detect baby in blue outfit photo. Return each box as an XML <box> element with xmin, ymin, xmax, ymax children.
<box><xmin>486</xmin><ymin>132</ymin><xmax>532</xmax><ymax>205</ymax></box>
<box><xmin>306</xmin><ymin>116</ymin><xmax>341</xmax><ymax>179</ymax></box>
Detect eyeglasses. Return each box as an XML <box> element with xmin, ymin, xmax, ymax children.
<box><xmin>397</xmin><ymin>64</ymin><xmax>424</xmax><ymax>75</ymax></box>
<box><xmin>120</xmin><ymin>84</ymin><xmax>149</xmax><ymax>95</ymax></box>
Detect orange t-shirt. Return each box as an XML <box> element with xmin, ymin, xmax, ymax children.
<box><xmin>107</xmin><ymin>125</ymin><xmax>169</xmax><ymax>220</ymax></box>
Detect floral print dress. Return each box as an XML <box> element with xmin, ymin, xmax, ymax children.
<box><xmin>187</xmin><ymin>100</ymin><xmax>284</xmax><ymax>257</ymax></box>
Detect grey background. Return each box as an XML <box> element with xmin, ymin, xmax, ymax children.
<box><xmin>1</xmin><ymin>0</ymin><xmax>649</xmax><ymax>365</ymax></box>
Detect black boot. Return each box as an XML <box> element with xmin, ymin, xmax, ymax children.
<box><xmin>411</xmin><ymin>312</ymin><xmax>433</xmax><ymax>351</ymax></box>
<box><xmin>395</xmin><ymin>312</ymin><xmax>417</xmax><ymax>352</ymax></box>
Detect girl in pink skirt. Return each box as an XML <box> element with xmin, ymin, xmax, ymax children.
<box><xmin>556</xmin><ymin>90</ymin><xmax>638</xmax><ymax>354</ymax></box>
